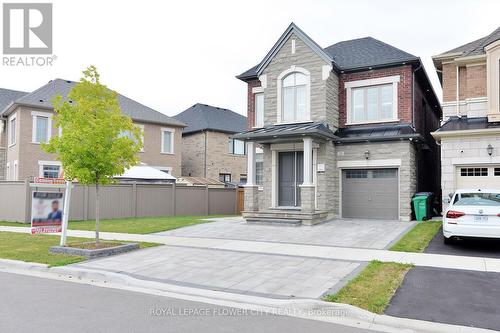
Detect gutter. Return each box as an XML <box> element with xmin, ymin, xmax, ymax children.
<box><xmin>431</xmin><ymin>127</ymin><xmax>500</xmax><ymax>139</ymax></box>
<box><xmin>335</xmin><ymin>133</ymin><xmax>423</xmax><ymax>144</ymax></box>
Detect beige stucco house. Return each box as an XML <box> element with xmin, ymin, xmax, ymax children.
<box><xmin>432</xmin><ymin>26</ymin><xmax>500</xmax><ymax>207</ymax></box>
<box><xmin>174</xmin><ymin>103</ymin><xmax>247</xmax><ymax>185</ymax></box>
<box><xmin>0</xmin><ymin>79</ymin><xmax>185</xmax><ymax>181</ymax></box>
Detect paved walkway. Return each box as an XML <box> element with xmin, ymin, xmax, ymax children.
<box><xmin>158</xmin><ymin>217</ymin><xmax>415</xmax><ymax>249</ymax></box>
<box><xmin>2</xmin><ymin>225</ymin><xmax>500</xmax><ymax>273</ymax></box>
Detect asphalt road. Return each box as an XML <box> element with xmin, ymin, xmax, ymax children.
<box><xmin>425</xmin><ymin>227</ymin><xmax>500</xmax><ymax>258</ymax></box>
<box><xmin>0</xmin><ymin>272</ymin><xmax>379</xmax><ymax>333</ymax></box>
<box><xmin>385</xmin><ymin>266</ymin><xmax>500</xmax><ymax>331</ymax></box>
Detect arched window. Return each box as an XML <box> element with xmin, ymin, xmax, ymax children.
<box><xmin>282</xmin><ymin>72</ymin><xmax>308</xmax><ymax>122</ymax></box>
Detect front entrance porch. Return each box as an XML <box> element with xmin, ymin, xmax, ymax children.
<box><xmin>235</xmin><ymin>122</ymin><xmax>337</xmax><ymax>225</ymax></box>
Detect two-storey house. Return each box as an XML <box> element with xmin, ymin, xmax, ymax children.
<box><xmin>0</xmin><ymin>79</ymin><xmax>185</xmax><ymax>181</ymax></box>
<box><xmin>234</xmin><ymin>23</ymin><xmax>441</xmax><ymax>224</ymax></box>
<box><xmin>174</xmin><ymin>103</ymin><xmax>247</xmax><ymax>184</ymax></box>
<box><xmin>432</xmin><ymin>26</ymin><xmax>500</xmax><ymax>206</ymax></box>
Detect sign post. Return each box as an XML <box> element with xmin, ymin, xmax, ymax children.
<box><xmin>60</xmin><ymin>180</ymin><xmax>72</xmax><ymax>246</ymax></box>
<box><xmin>30</xmin><ymin>178</ymin><xmax>72</xmax><ymax>246</ymax></box>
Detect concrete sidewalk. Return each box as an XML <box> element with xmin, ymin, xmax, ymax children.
<box><xmin>2</xmin><ymin>225</ymin><xmax>500</xmax><ymax>272</ymax></box>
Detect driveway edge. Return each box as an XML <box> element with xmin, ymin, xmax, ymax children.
<box><xmin>0</xmin><ymin>258</ymin><xmax>495</xmax><ymax>333</ymax></box>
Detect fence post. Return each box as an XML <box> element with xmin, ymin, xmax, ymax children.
<box><xmin>234</xmin><ymin>187</ymin><xmax>239</xmax><ymax>215</ymax></box>
<box><xmin>171</xmin><ymin>182</ymin><xmax>176</xmax><ymax>216</ymax></box>
<box><xmin>83</xmin><ymin>185</ymin><xmax>89</xmax><ymax>221</ymax></box>
<box><xmin>205</xmin><ymin>185</ymin><xmax>209</xmax><ymax>215</ymax></box>
<box><xmin>24</xmin><ymin>179</ymin><xmax>31</xmax><ymax>224</ymax></box>
<box><xmin>132</xmin><ymin>182</ymin><xmax>138</xmax><ymax>218</ymax></box>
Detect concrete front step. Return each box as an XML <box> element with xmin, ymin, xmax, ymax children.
<box><xmin>242</xmin><ymin>210</ymin><xmax>329</xmax><ymax>226</ymax></box>
<box><xmin>245</xmin><ymin>218</ymin><xmax>302</xmax><ymax>227</ymax></box>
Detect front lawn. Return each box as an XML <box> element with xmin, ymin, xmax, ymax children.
<box><xmin>389</xmin><ymin>221</ymin><xmax>442</xmax><ymax>253</ymax></box>
<box><xmin>68</xmin><ymin>215</ymin><xmax>231</xmax><ymax>234</ymax></box>
<box><xmin>0</xmin><ymin>215</ymin><xmax>232</xmax><ymax>234</ymax></box>
<box><xmin>0</xmin><ymin>231</ymin><xmax>159</xmax><ymax>267</ymax></box>
<box><xmin>324</xmin><ymin>261</ymin><xmax>412</xmax><ymax>314</ymax></box>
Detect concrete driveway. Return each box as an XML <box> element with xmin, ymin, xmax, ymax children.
<box><xmin>76</xmin><ymin>218</ymin><xmax>413</xmax><ymax>299</ymax></box>
<box><xmin>157</xmin><ymin>217</ymin><xmax>415</xmax><ymax>249</ymax></box>
<box><xmin>386</xmin><ymin>266</ymin><xmax>500</xmax><ymax>331</ymax></box>
<box><xmin>425</xmin><ymin>227</ymin><xmax>500</xmax><ymax>258</ymax></box>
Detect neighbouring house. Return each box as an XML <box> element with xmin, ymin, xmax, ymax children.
<box><xmin>0</xmin><ymin>79</ymin><xmax>186</xmax><ymax>181</ymax></box>
<box><xmin>233</xmin><ymin>23</ymin><xmax>441</xmax><ymax>224</ymax></box>
<box><xmin>176</xmin><ymin>176</ymin><xmax>225</xmax><ymax>188</ymax></box>
<box><xmin>174</xmin><ymin>103</ymin><xmax>247</xmax><ymax>185</ymax></box>
<box><xmin>432</xmin><ymin>26</ymin><xmax>500</xmax><ymax>206</ymax></box>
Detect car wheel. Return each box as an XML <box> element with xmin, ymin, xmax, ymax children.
<box><xmin>443</xmin><ymin>236</ymin><xmax>453</xmax><ymax>245</ymax></box>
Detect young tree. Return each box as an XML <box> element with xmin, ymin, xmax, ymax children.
<box><xmin>43</xmin><ymin>66</ymin><xmax>142</xmax><ymax>243</ymax></box>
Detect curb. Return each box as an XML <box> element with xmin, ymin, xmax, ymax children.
<box><xmin>0</xmin><ymin>259</ymin><xmax>495</xmax><ymax>333</ymax></box>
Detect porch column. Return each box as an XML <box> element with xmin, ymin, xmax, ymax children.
<box><xmin>301</xmin><ymin>137</ymin><xmax>315</xmax><ymax>213</ymax></box>
<box><xmin>244</xmin><ymin>141</ymin><xmax>259</xmax><ymax>212</ymax></box>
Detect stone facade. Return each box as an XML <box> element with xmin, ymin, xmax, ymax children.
<box><xmin>336</xmin><ymin>141</ymin><xmax>417</xmax><ymax>221</ymax></box>
<box><xmin>180</xmin><ymin>130</ymin><xmax>247</xmax><ymax>182</ymax></box>
<box><xmin>3</xmin><ymin>105</ymin><xmax>183</xmax><ymax>180</ymax></box>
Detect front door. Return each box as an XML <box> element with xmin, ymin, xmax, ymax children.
<box><xmin>278</xmin><ymin>151</ymin><xmax>303</xmax><ymax>207</ymax></box>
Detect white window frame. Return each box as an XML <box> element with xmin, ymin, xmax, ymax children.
<box><xmin>31</xmin><ymin>111</ymin><xmax>52</xmax><ymax>144</ymax></box>
<box><xmin>276</xmin><ymin>66</ymin><xmax>311</xmax><ymax>124</ymax></box>
<box><xmin>345</xmin><ymin>75</ymin><xmax>400</xmax><ymax>125</ymax></box>
<box><xmin>161</xmin><ymin>127</ymin><xmax>175</xmax><ymax>154</ymax></box>
<box><xmin>8</xmin><ymin>113</ymin><xmax>17</xmax><ymax>147</ymax></box>
<box><xmin>38</xmin><ymin>160</ymin><xmax>62</xmax><ymax>178</ymax></box>
<box><xmin>254</xmin><ymin>91</ymin><xmax>264</xmax><ymax>128</ymax></box>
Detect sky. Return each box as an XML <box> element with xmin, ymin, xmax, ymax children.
<box><xmin>1</xmin><ymin>0</ymin><xmax>500</xmax><ymax>118</ymax></box>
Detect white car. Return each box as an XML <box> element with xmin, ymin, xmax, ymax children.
<box><xmin>443</xmin><ymin>189</ymin><xmax>500</xmax><ymax>244</ymax></box>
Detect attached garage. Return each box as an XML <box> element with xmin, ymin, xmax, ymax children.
<box><xmin>456</xmin><ymin>166</ymin><xmax>500</xmax><ymax>191</ymax></box>
<box><xmin>341</xmin><ymin>168</ymin><xmax>399</xmax><ymax>220</ymax></box>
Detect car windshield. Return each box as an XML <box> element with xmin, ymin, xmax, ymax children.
<box><xmin>454</xmin><ymin>193</ymin><xmax>500</xmax><ymax>206</ymax></box>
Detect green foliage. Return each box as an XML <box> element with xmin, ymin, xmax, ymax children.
<box><xmin>43</xmin><ymin>66</ymin><xmax>142</xmax><ymax>185</ymax></box>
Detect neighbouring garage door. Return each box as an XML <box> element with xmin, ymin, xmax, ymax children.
<box><xmin>342</xmin><ymin>168</ymin><xmax>399</xmax><ymax>220</ymax></box>
<box><xmin>456</xmin><ymin>166</ymin><xmax>500</xmax><ymax>190</ymax></box>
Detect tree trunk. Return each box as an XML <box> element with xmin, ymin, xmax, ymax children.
<box><xmin>95</xmin><ymin>182</ymin><xmax>100</xmax><ymax>244</ymax></box>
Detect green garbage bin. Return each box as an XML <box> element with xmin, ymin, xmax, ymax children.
<box><xmin>412</xmin><ymin>196</ymin><xmax>428</xmax><ymax>221</ymax></box>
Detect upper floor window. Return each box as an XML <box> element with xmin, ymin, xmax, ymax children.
<box><xmin>228</xmin><ymin>138</ymin><xmax>245</xmax><ymax>155</ymax></box>
<box><xmin>282</xmin><ymin>72</ymin><xmax>308</xmax><ymax>122</ymax></box>
<box><xmin>161</xmin><ymin>128</ymin><xmax>174</xmax><ymax>154</ymax></box>
<box><xmin>254</xmin><ymin>93</ymin><xmax>264</xmax><ymax>128</ymax></box>
<box><xmin>31</xmin><ymin>111</ymin><xmax>52</xmax><ymax>144</ymax></box>
<box><xmin>120</xmin><ymin>124</ymin><xmax>144</xmax><ymax>151</ymax></box>
<box><xmin>8</xmin><ymin>115</ymin><xmax>16</xmax><ymax>146</ymax></box>
<box><xmin>345</xmin><ymin>75</ymin><xmax>399</xmax><ymax>125</ymax></box>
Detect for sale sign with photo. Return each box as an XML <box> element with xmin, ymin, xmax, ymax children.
<box><xmin>31</xmin><ymin>192</ymin><xmax>64</xmax><ymax>234</ymax></box>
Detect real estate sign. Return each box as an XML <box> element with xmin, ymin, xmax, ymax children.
<box><xmin>31</xmin><ymin>191</ymin><xmax>64</xmax><ymax>234</ymax></box>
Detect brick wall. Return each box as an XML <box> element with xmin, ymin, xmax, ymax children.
<box><xmin>442</xmin><ymin>63</ymin><xmax>487</xmax><ymax>102</ymax></box>
<box><xmin>246</xmin><ymin>79</ymin><xmax>261</xmax><ymax>129</ymax></box>
<box><xmin>339</xmin><ymin>65</ymin><xmax>413</xmax><ymax>127</ymax></box>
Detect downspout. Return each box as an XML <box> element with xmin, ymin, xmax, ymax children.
<box><xmin>456</xmin><ymin>65</ymin><xmax>460</xmax><ymax>117</ymax></box>
<box><xmin>203</xmin><ymin>130</ymin><xmax>207</xmax><ymax>178</ymax></box>
<box><xmin>412</xmin><ymin>63</ymin><xmax>422</xmax><ymax>193</ymax></box>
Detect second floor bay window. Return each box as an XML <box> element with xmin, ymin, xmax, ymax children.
<box><xmin>281</xmin><ymin>71</ymin><xmax>309</xmax><ymax>123</ymax></box>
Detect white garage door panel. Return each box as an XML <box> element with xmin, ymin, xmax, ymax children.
<box><xmin>456</xmin><ymin>166</ymin><xmax>500</xmax><ymax>190</ymax></box>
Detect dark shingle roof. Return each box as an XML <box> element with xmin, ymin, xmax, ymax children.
<box><xmin>324</xmin><ymin>37</ymin><xmax>418</xmax><ymax>71</ymax></box>
<box><xmin>237</xmin><ymin>35</ymin><xmax>418</xmax><ymax>80</ymax></box>
<box><xmin>436</xmin><ymin>116</ymin><xmax>500</xmax><ymax>132</ymax></box>
<box><xmin>441</xmin><ymin>26</ymin><xmax>500</xmax><ymax>57</ymax></box>
<box><xmin>174</xmin><ymin>103</ymin><xmax>247</xmax><ymax>135</ymax></box>
<box><xmin>2</xmin><ymin>79</ymin><xmax>185</xmax><ymax>127</ymax></box>
<box><xmin>0</xmin><ymin>88</ymin><xmax>28</xmax><ymax>112</ymax></box>
<box><xmin>232</xmin><ymin>122</ymin><xmax>337</xmax><ymax>141</ymax></box>
<box><xmin>335</xmin><ymin>123</ymin><xmax>422</xmax><ymax>143</ymax></box>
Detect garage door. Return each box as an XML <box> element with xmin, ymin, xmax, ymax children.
<box><xmin>342</xmin><ymin>169</ymin><xmax>398</xmax><ymax>220</ymax></box>
<box><xmin>456</xmin><ymin>166</ymin><xmax>500</xmax><ymax>190</ymax></box>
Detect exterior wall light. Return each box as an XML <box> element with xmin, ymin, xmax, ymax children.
<box><xmin>364</xmin><ymin>150</ymin><xmax>370</xmax><ymax>160</ymax></box>
<box><xmin>487</xmin><ymin>144</ymin><xmax>494</xmax><ymax>156</ymax></box>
